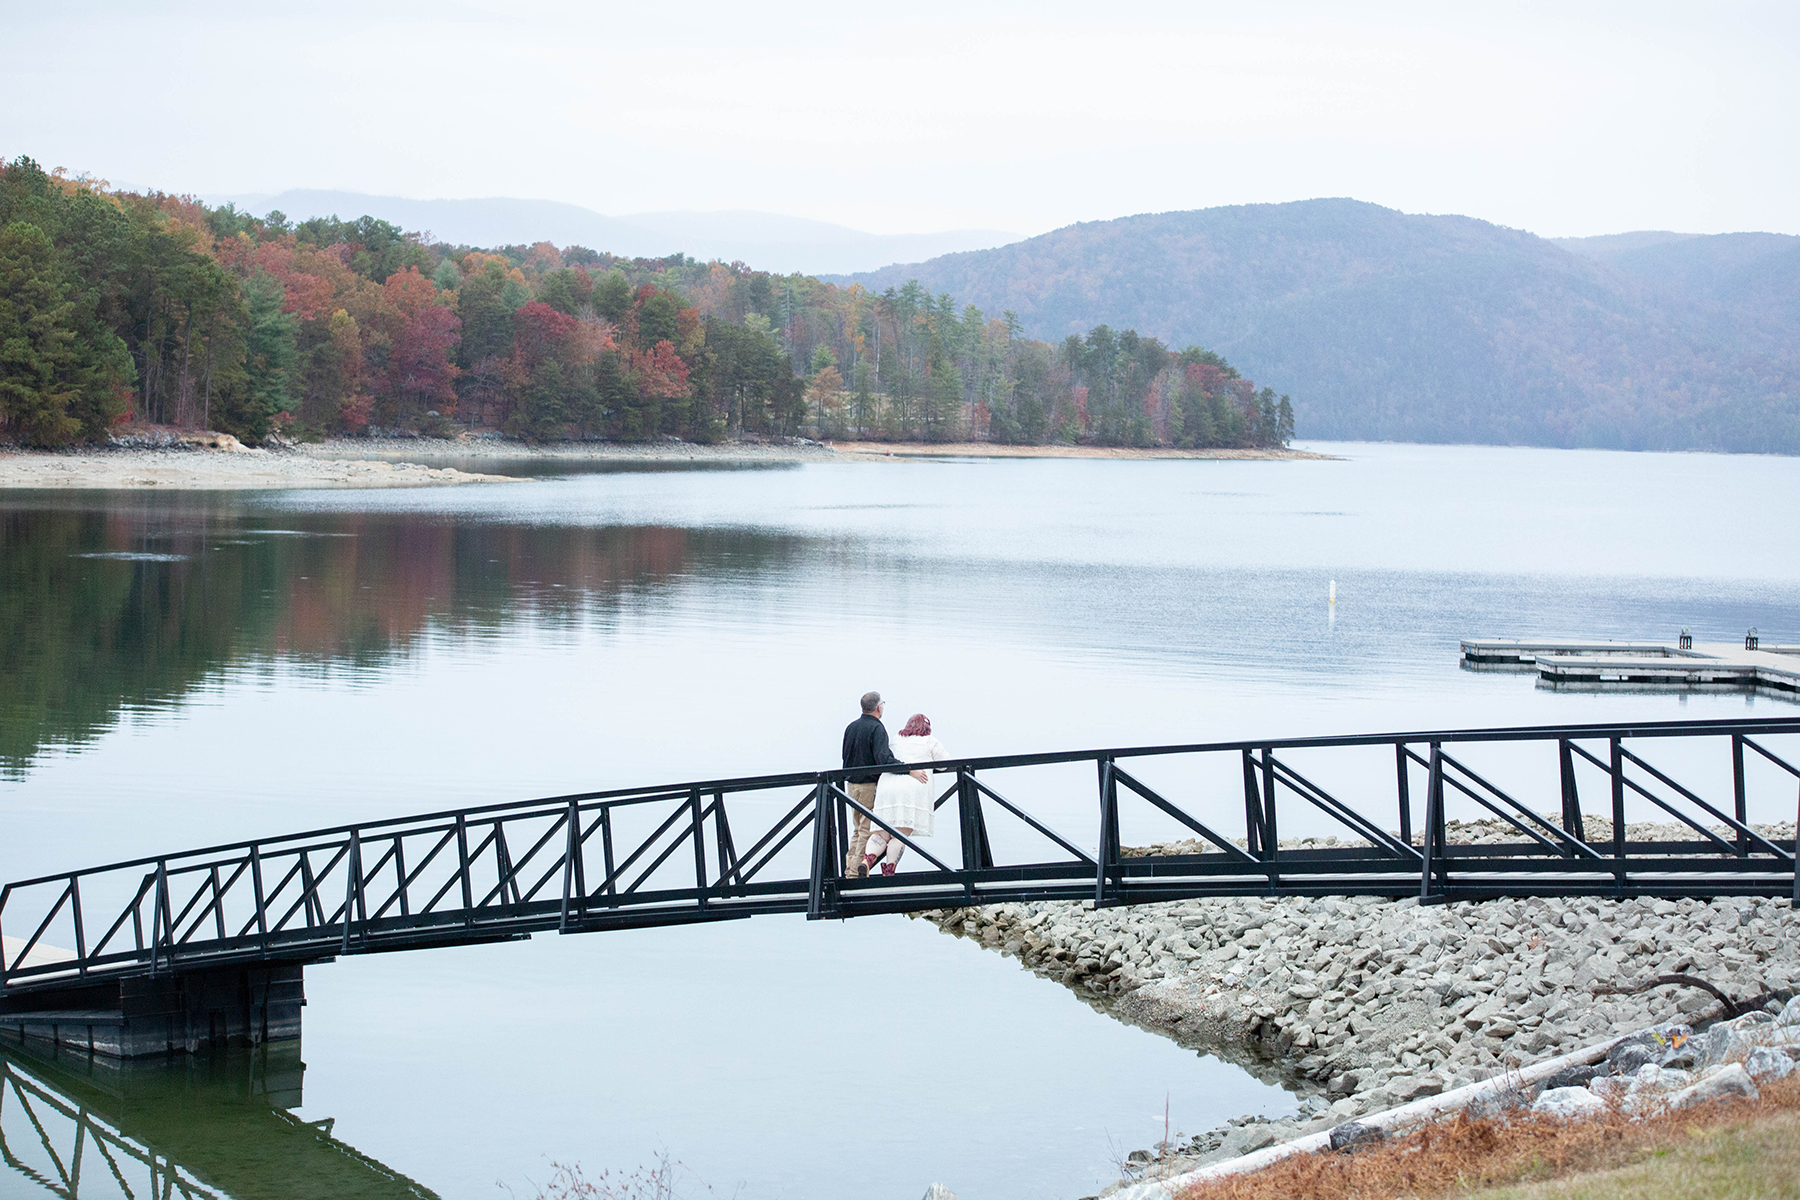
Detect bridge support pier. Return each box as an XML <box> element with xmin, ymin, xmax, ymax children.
<box><xmin>0</xmin><ymin>963</ymin><xmax>303</xmax><ymax>1058</ymax></box>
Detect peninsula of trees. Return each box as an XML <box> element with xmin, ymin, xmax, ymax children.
<box><xmin>0</xmin><ymin>158</ymin><xmax>1293</xmax><ymax>452</ymax></box>
<box><xmin>838</xmin><ymin>199</ymin><xmax>1800</xmax><ymax>455</ymax></box>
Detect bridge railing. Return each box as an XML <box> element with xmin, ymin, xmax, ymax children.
<box><xmin>4</xmin><ymin>718</ymin><xmax>1797</xmax><ymax>994</ymax></box>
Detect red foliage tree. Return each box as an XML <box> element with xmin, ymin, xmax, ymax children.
<box><xmin>630</xmin><ymin>339</ymin><xmax>691</xmax><ymax>400</ymax></box>
<box><xmin>382</xmin><ymin>267</ymin><xmax>439</xmax><ymax>318</ymax></box>
<box><xmin>1185</xmin><ymin>361</ymin><xmax>1227</xmax><ymax>395</ymax></box>
<box><xmin>512</xmin><ymin>301</ymin><xmax>579</xmax><ymax>370</ymax></box>
<box><xmin>386</xmin><ymin>300</ymin><xmax>461</xmax><ymax>411</ymax></box>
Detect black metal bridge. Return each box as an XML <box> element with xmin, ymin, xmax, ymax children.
<box><xmin>4</xmin><ymin>718</ymin><xmax>1798</xmax><ymax>1003</ymax></box>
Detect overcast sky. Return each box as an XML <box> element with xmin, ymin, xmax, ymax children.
<box><xmin>4</xmin><ymin>0</ymin><xmax>1795</xmax><ymax>238</ymax></box>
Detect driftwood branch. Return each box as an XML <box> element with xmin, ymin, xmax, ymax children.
<box><xmin>1592</xmin><ymin>972</ymin><xmax>1778</xmax><ymax>1020</ymax></box>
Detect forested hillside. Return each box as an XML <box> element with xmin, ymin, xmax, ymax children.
<box><xmin>838</xmin><ymin>201</ymin><xmax>1800</xmax><ymax>453</ymax></box>
<box><xmin>0</xmin><ymin>158</ymin><xmax>1291</xmax><ymax>452</ymax></box>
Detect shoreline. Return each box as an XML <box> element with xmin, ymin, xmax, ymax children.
<box><xmin>827</xmin><ymin>440</ymin><xmax>1334</xmax><ymax>461</ymax></box>
<box><xmin>297</xmin><ymin>435</ymin><xmax>851</xmax><ymax>465</ymax></box>
<box><xmin>306</xmin><ymin>435</ymin><xmax>1329</xmax><ymax>464</ymax></box>
<box><xmin>0</xmin><ymin>433</ymin><xmax>1330</xmax><ymax>490</ymax></box>
<box><xmin>0</xmin><ymin>446</ymin><xmax>519</xmax><ymax>490</ymax></box>
<box><xmin>922</xmin><ymin>814</ymin><xmax>1799</xmax><ymax>1193</ymax></box>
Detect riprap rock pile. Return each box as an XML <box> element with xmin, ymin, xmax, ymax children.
<box><xmin>923</xmin><ymin>891</ymin><xmax>1795</xmax><ymax>1119</ymax></box>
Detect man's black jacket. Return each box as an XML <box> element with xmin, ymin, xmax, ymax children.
<box><xmin>842</xmin><ymin>713</ymin><xmax>903</xmax><ymax>784</ymax></box>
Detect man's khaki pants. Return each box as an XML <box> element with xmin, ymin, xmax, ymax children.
<box><xmin>844</xmin><ymin>782</ymin><xmax>879</xmax><ymax>876</ymax></box>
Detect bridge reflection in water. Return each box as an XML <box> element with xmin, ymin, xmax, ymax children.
<box><xmin>0</xmin><ymin>1036</ymin><xmax>438</xmax><ymax>1199</ymax></box>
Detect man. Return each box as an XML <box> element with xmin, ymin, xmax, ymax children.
<box><xmin>841</xmin><ymin>691</ymin><xmax>929</xmax><ymax>877</ymax></box>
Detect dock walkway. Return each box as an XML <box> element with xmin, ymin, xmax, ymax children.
<box><xmin>1462</xmin><ymin>638</ymin><xmax>1800</xmax><ymax>694</ymax></box>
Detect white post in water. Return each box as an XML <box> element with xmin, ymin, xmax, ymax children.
<box><xmin>1329</xmin><ymin>580</ymin><xmax>1337</xmax><ymax>604</ymax></box>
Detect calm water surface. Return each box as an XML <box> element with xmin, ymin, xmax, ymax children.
<box><xmin>2</xmin><ymin>442</ymin><xmax>1796</xmax><ymax>1199</ymax></box>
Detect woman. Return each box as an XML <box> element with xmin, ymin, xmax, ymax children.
<box><xmin>863</xmin><ymin>713</ymin><xmax>949</xmax><ymax>876</ymax></box>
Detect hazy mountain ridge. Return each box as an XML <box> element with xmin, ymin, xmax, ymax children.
<box><xmin>833</xmin><ymin>201</ymin><xmax>1800</xmax><ymax>453</ymax></box>
<box><xmin>208</xmin><ymin>190</ymin><xmax>1023</xmax><ymax>276</ymax></box>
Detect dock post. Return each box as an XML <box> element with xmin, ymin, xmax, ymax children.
<box><xmin>957</xmin><ymin>769</ymin><xmax>993</xmax><ymax>873</ymax></box>
<box><xmin>1395</xmin><ymin>743</ymin><xmax>1412</xmax><ymax>848</ymax></box>
<box><xmin>1610</xmin><ymin>738</ymin><xmax>1627</xmax><ymax>893</ymax></box>
<box><xmin>1732</xmin><ymin>735</ymin><xmax>1749</xmax><ymax>858</ymax></box>
<box><xmin>1240</xmin><ymin>750</ymin><xmax>1264</xmax><ymax>858</ymax></box>
<box><xmin>1259</xmin><ymin>747</ymin><xmax>1280</xmax><ymax>893</ymax></box>
<box><xmin>1558</xmin><ymin>739</ymin><xmax>1585</xmax><ymax>851</ymax></box>
<box><xmin>1095</xmin><ymin>758</ymin><xmax>1119</xmax><ymax>906</ymax></box>
<box><xmin>1420</xmin><ymin>743</ymin><xmax>1446</xmax><ymax>902</ymax></box>
<box><xmin>455</xmin><ymin>815</ymin><xmax>473</xmax><ymax>927</ymax></box>
<box><xmin>806</xmin><ymin>777</ymin><xmax>838</xmax><ymax>920</ymax></box>
<box><xmin>559</xmin><ymin>801</ymin><xmax>577</xmax><ymax>933</ymax></box>
<box><xmin>341</xmin><ymin>830</ymin><xmax>362</xmax><ymax>954</ymax></box>
<box><xmin>690</xmin><ymin>788</ymin><xmax>708</xmax><ymax>916</ymax></box>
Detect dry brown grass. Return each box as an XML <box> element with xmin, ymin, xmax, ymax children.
<box><xmin>1176</xmin><ymin>1075</ymin><xmax>1800</xmax><ymax>1200</ymax></box>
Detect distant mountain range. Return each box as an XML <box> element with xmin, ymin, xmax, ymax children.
<box><xmin>830</xmin><ymin>201</ymin><xmax>1800</xmax><ymax>453</ymax></box>
<box><xmin>205</xmin><ymin>190</ymin><xmax>1023</xmax><ymax>276</ymax></box>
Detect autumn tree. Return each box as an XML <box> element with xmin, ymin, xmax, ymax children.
<box><xmin>506</xmin><ymin>301</ymin><xmax>579</xmax><ymax>439</ymax></box>
<box><xmin>378</xmin><ymin>267</ymin><xmax>460</xmax><ymax>423</ymax></box>
<box><xmin>806</xmin><ymin>363</ymin><xmax>845</xmax><ymax>439</ymax></box>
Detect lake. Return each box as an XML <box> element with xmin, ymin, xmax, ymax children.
<box><xmin>2</xmin><ymin>441</ymin><xmax>1795</xmax><ymax>1199</ymax></box>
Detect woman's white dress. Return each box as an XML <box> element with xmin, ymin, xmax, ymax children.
<box><xmin>873</xmin><ymin>733</ymin><xmax>948</xmax><ymax>836</ymax></box>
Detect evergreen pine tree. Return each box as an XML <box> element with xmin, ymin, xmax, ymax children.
<box><xmin>0</xmin><ymin>221</ymin><xmax>129</xmax><ymax>445</ymax></box>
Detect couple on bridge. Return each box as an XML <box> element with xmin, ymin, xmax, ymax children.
<box><xmin>841</xmin><ymin>691</ymin><xmax>951</xmax><ymax>877</ymax></box>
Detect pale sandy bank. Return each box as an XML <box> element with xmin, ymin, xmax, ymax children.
<box><xmin>1</xmin><ymin>433</ymin><xmax>1332</xmax><ymax>490</ymax></box>
<box><xmin>306</xmin><ymin>434</ymin><xmax>1333</xmax><ymax>465</ymax></box>
<box><xmin>0</xmin><ymin>447</ymin><xmax>519</xmax><ymax>490</ymax></box>
<box><xmin>300</xmin><ymin>435</ymin><xmax>848</xmax><ymax>465</ymax></box>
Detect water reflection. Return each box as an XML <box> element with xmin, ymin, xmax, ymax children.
<box><xmin>0</xmin><ymin>1037</ymin><xmax>437</xmax><ymax>1200</ymax></box>
<box><xmin>0</xmin><ymin>496</ymin><xmax>808</xmax><ymax>777</ymax></box>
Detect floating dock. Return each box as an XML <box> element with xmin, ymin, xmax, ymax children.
<box><xmin>1462</xmin><ymin>637</ymin><xmax>1800</xmax><ymax>694</ymax></box>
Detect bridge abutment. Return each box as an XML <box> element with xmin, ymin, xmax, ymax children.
<box><xmin>0</xmin><ymin>963</ymin><xmax>303</xmax><ymax>1058</ymax></box>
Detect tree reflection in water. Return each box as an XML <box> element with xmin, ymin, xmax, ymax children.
<box><xmin>0</xmin><ymin>493</ymin><xmax>805</xmax><ymax>779</ymax></box>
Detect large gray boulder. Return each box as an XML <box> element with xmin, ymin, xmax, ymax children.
<box><xmin>1216</xmin><ymin>1123</ymin><xmax>1279</xmax><ymax>1159</ymax></box>
<box><xmin>1745</xmin><ymin>1046</ymin><xmax>1796</xmax><ymax>1082</ymax></box>
<box><xmin>1666</xmin><ymin>1063</ymin><xmax>1759</xmax><ymax>1111</ymax></box>
<box><xmin>1533</xmin><ymin>1086</ymin><xmax>1608</xmax><ymax>1118</ymax></box>
<box><xmin>1691</xmin><ymin>1018</ymin><xmax>1774</xmax><ymax>1070</ymax></box>
<box><xmin>1628</xmin><ymin>1064</ymin><xmax>1692</xmax><ymax>1093</ymax></box>
<box><xmin>1327</xmin><ymin>1121</ymin><xmax>1386</xmax><ymax>1152</ymax></box>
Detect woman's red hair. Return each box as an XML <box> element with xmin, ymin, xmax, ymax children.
<box><xmin>900</xmin><ymin>714</ymin><xmax>931</xmax><ymax>737</ymax></box>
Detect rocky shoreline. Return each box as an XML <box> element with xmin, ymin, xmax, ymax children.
<box><xmin>916</xmin><ymin>813</ymin><xmax>1798</xmax><ymax>1188</ymax></box>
